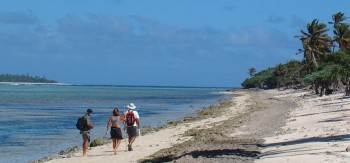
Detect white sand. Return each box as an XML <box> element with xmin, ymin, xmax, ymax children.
<box><xmin>256</xmin><ymin>89</ymin><xmax>350</xmax><ymax>163</ymax></box>
<box><xmin>47</xmin><ymin>92</ymin><xmax>249</xmax><ymax>163</ymax></box>
<box><xmin>46</xmin><ymin>89</ymin><xmax>350</xmax><ymax>162</ymax></box>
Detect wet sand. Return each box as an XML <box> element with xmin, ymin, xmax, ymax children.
<box><xmin>141</xmin><ymin>89</ymin><xmax>295</xmax><ymax>163</ymax></box>
<box><xmin>44</xmin><ymin>89</ymin><xmax>350</xmax><ymax>162</ymax></box>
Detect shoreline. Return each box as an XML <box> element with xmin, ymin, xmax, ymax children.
<box><xmin>0</xmin><ymin>82</ymin><xmax>68</xmax><ymax>86</ymax></box>
<box><xmin>37</xmin><ymin>91</ymin><xmax>236</xmax><ymax>162</ymax></box>
<box><xmin>0</xmin><ymin>85</ymin><xmax>230</xmax><ymax>163</ymax></box>
<box><xmin>43</xmin><ymin>90</ymin><xmax>258</xmax><ymax>163</ymax></box>
<box><xmin>43</xmin><ymin>89</ymin><xmax>350</xmax><ymax>162</ymax></box>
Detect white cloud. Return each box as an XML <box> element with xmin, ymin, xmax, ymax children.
<box><xmin>0</xmin><ymin>13</ymin><xmax>300</xmax><ymax>86</ymax></box>
<box><xmin>227</xmin><ymin>27</ymin><xmax>295</xmax><ymax>48</ymax></box>
<box><xmin>0</xmin><ymin>13</ymin><xmax>298</xmax><ymax>62</ymax></box>
<box><xmin>0</xmin><ymin>11</ymin><xmax>38</xmax><ymax>24</ymax></box>
<box><xmin>222</xmin><ymin>5</ymin><xmax>237</xmax><ymax>12</ymax></box>
<box><xmin>290</xmin><ymin>15</ymin><xmax>306</xmax><ymax>28</ymax></box>
<box><xmin>266</xmin><ymin>15</ymin><xmax>285</xmax><ymax>23</ymax></box>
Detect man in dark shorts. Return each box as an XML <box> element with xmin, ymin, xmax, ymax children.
<box><xmin>124</xmin><ymin>103</ymin><xmax>140</xmax><ymax>151</ymax></box>
<box><xmin>80</xmin><ymin>108</ymin><xmax>94</xmax><ymax>156</ymax></box>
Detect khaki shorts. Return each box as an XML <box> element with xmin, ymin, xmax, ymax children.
<box><xmin>80</xmin><ymin>130</ymin><xmax>91</xmax><ymax>142</ymax></box>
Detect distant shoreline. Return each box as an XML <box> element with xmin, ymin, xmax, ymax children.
<box><xmin>0</xmin><ymin>82</ymin><xmax>68</xmax><ymax>86</ymax></box>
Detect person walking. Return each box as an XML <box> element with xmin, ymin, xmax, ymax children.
<box><xmin>106</xmin><ymin>108</ymin><xmax>126</xmax><ymax>155</ymax></box>
<box><xmin>80</xmin><ymin>108</ymin><xmax>94</xmax><ymax>156</ymax></box>
<box><xmin>124</xmin><ymin>103</ymin><xmax>140</xmax><ymax>151</ymax></box>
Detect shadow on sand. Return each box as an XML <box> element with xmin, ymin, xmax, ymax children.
<box><xmin>259</xmin><ymin>134</ymin><xmax>350</xmax><ymax>158</ymax></box>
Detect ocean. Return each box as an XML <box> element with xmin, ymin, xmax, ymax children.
<box><xmin>0</xmin><ymin>85</ymin><xmax>232</xmax><ymax>163</ymax></box>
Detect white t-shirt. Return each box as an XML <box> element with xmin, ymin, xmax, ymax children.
<box><xmin>125</xmin><ymin>110</ymin><xmax>139</xmax><ymax>126</ymax></box>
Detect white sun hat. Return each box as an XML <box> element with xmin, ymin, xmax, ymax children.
<box><xmin>127</xmin><ymin>103</ymin><xmax>136</xmax><ymax>110</ymax></box>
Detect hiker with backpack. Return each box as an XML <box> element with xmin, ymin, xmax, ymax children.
<box><xmin>105</xmin><ymin>108</ymin><xmax>126</xmax><ymax>155</ymax></box>
<box><xmin>76</xmin><ymin>108</ymin><xmax>94</xmax><ymax>156</ymax></box>
<box><xmin>124</xmin><ymin>103</ymin><xmax>140</xmax><ymax>151</ymax></box>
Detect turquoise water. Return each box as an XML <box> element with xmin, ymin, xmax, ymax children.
<box><xmin>0</xmin><ymin>85</ymin><xmax>231</xmax><ymax>163</ymax></box>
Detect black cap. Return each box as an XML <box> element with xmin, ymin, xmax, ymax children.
<box><xmin>87</xmin><ymin>108</ymin><xmax>93</xmax><ymax>113</ymax></box>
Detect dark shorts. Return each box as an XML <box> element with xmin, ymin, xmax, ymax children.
<box><xmin>80</xmin><ymin>130</ymin><xmax>91</xmax><ymax>142</ymax></box>
<box><xmin>110</xmin><ymin>127</ymin><xmax>123</xmax><ymax>140</ymax></box>
<box><xmin>127</xmin><ymin>126</ymin><xmax>138</xmax><ymax>138</ymax></box>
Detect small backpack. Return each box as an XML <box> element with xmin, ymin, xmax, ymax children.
<box><xmin>76</xmin><ymin>115</ymin><xmax>88</xmax><ymax>131</ymax></box>
<box><xmin>126</xmin><ymin>110</ymin><xmax>135</xmax><ymax>126</ymax></box>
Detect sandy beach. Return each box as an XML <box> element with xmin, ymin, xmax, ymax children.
<box><xmin>44</xmin><ymin>89</ymin><xmax>350</xmax><ymax>163</ymax></box>
<box><xmin>257</xmin><ymin>89</ymin><xmax>350</xmax><ymax>163</ymax></box>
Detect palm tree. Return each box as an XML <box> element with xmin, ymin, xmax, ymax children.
<box><xmin>320</xmin><ymin>52</ymin><xmax>350</xmax><ymax>96</ymax></box>
<box><xmin>297</xmin><ymin>19</ymin><xmax>332</xmax><ymax>71</ymax></box>
<box><xmin>248</xmin><ymin>67</ymin><xmax>256</xmax><ymax>77</ymax></box>
<box><xmin>331</xmin><ymin>12</ymin><xmax>347</xmax><ymax>26</ymax></box>
<box><xmin>329</xmin><ymin>12</ymin><xmax>350</xmax><ymax>52</ymax></box>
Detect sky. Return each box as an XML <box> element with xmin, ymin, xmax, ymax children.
<box><xmin>0</xmin><ymin>0</ymin><xmax>349</xmax><ymax>87</ymax></box>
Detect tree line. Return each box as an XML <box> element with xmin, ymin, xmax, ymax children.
<box><xmin>0</xmin><ymin>73</ymin><xmax>58</xmax><ymax>83</ymax></box>
<box><xmin>242</xmin><ymin>12</ymin><xmax>350</xmax><ymax>96</ymax></box>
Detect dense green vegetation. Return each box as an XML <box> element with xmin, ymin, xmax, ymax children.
<box><xmin>242</xmin><ymin>12</ymin><xmax>350</xmax><ymax>96</ymax></box>
<box><xmin>0</xmin><ymin>74</ymin><xmax>58</xmax><ymax>83</ymax></box>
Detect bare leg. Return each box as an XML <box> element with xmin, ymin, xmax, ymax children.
<box><xmin>128</xmin><ymin>136</ymin><xmax>136</xmax><ymax>144</ymax></box>
<box><xmin>128</xmin><ymin>136</ymin><xmax>136</xmax><ymax>151</ymax></box>
<box><xmin>112</xmin><ymin>139</ymin><xmax>117</xmax><ymax>154</ymax></box>
<box><xmin>82</xmin><ymin>131</ymin><xmax>91</xmax><ymax>156</ymax></box>
<box><xmin>83</xmin><ymin>140</ymin><xmax>89</xmax><ymax>156</ymax></box>
<box><xmin>113</xmin><ymin>139</ymin><xmax>116</xmax><ymax>149</ymax></box>
<box><xmin>114</xmin><ymin>140</ymin><xmax>121</xmax><ymax>155</ymax></box>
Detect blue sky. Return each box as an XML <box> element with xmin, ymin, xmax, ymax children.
<box><xmin>0</xmin><ymin>0</ymin><xmax>349</xmax><ymax>87</ymax></box>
